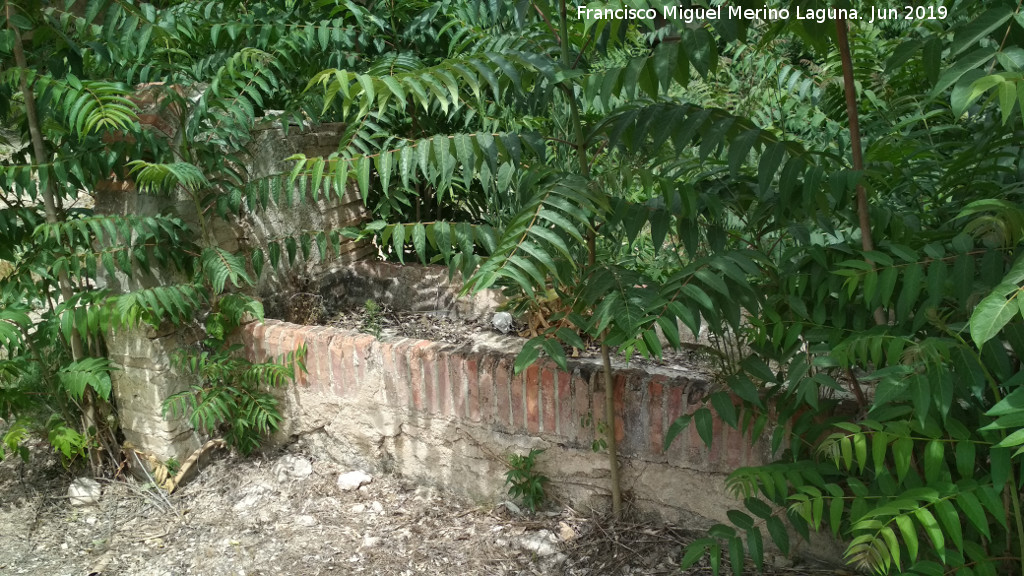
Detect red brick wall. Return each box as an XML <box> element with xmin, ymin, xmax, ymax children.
<box><xmin>242</xmin><ymin>319</ymin><xmax>766</xmax><ymax>474</ymax></box>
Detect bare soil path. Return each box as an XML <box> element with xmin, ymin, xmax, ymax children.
<box><xmin>1</xmin><ymin>438</ymin><xmax>764</xmax><ymax>576</ymax></box>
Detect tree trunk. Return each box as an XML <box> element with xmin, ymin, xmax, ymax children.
<box><xmin>559</xmin><ymin>0</ymin><xmax>622</xmax><ymax>519</ymax></box>
<box><xmin>11</xmin><ymin>19</ymin><xmax>103</xmax><ymax>472</ymax></box>
<box><xmin>835</xmin><ymin>18</ymin><xmax>887</xmax><ymax>328</ymax></box>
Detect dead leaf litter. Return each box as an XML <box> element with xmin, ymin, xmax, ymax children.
<box><xmin>0</xmin><ymin>439</ymin><xmax>829</xmax><ymax>576</ymax></box>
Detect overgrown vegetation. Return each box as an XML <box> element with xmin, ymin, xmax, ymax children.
<box><xmin>163</xmin><ymin>295</ymin><xmax>306</xmax><ymax>456</ymax></box>
<box><xmin>504</xmin><ymin>448</ymin><xmax>549</xmax><ymax>513</ymax></box>
<box><xmin>284</xmin><ymin>0</ymin><xmax>1024</xmax><ymax>573</ymax></box>
<box><xmin>4</xmin><ymin>0</ymin><xmax>1024</xmax><ymax>574</ymax></box>
<box><xmin>0</xmin><ymin>0</ymin><xmax>342</xmax><ymax>467</ymax></box>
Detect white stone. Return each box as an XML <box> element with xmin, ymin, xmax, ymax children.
<box><xmin>336</xmin><ymin>470</ymin><xmax>372</xmax><ymax>492</ymax></box>
<box><xmin>68</xmin><ymin>478</ymin><xmax>101</xmax><ymax>506</ymax></box>
<box><xmin>491</xmin><ymin>312</ymin><xmax>514</xmax><ymax>333</ymax></box>
<box><xmin>360</xmin><ymin>535</ymin><xmax>381</xmax><ymax>549</ymax></box>
<box><xmin>350</xmin><ymin>503</ymin><xmax>366</xmax><ymax>513</ymax></box>
<box><xmin>273</xmin><ymin>455</ymin><xmax>313</xmax><ymax>483</ymax></box>
<box><xmin>518</xmin><ymin>530</ymin><xmax>559</xmax><ymax>557</ymax></box>
<box><xmin>370</xmin><ymin>501</ymin><xmax>384</xmax><ymax>514</ymax></box>
<box><xmin>233</xmin><ymin>492</ymin><xmax>262</xmax><ymax>511</ymax></box>
<box><xmin>294</xmin><ymin>515</ymin><xmax>317</xmax><ymax>527</ymax></box>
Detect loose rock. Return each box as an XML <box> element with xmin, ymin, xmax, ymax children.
<box><xmin>360</xmin><ymin>535</ymin><xmax>382</xmax><ymax>548</ymax></box>
<box><xmin>517</xmin><ymin>530</ymin><xmax>559</xmax><ymax>557</ymax></box>
<box><xmin>294</xmin><ymin>515</ymin><xmax>317</xmax><ymax>527</ymax></box>
<box><xmin>491</xmin><ymin>312</ymin><xmax>514</xmax><ymax>333</ymax></box>
<box><xmin>2</xmin><ymin>441</ymin><xmax>824</xmax><ymax>576</ymax></box>
<box><xmin>68</xmin><ymin>478</ymin><xmax>101</xmax><ymax>507</ymax></box>
<box><xmin>336</xmin><ymin>470</ymin><xmax>373</xmax><ymax>491</ymax></box>
<box><xmin>272</xmin><ymin>455</ymin><xmax>312</xmax><ymax>483</ymax></box>
<box><xmin>557</xmin><ymin>521</ymin><xmax>576</xmax><ymax>542</ymax></box>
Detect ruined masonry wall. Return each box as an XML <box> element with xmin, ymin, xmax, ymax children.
<box><xmin>242</xmin><ymin>319</ymin><xmax>770</xmax><ymax>527</ymax></box>
<box><xmin>101</xmin><ymin>121</ymin><xmax>369</xmax><ymax>462</ymax></box>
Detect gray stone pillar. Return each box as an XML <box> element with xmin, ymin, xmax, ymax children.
<box><xmin>106</xmin><ymin>324</ymin><xmax>202</xmax><ymax>461</ymax></box>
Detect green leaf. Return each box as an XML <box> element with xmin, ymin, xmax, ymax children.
<box><xmin>539</xmin><ymin>338</ymin><xmax>567</xmax><ymax>371</ymax></box>
<box><xmin>728</xmin><ymin>509</ymin><xmax>754</xmax><ymax>530</ymax></box>
<box><xmin>934</xmin><ymin>499</ymin><xmax>963</xmax><ymax>552</ymax></box>
<box><xmin>741</xmin><ymin>355</ymin><xmax>775</xmax><ymax>383</ymax></box>
<box><xmin>58</xmin><ymin>357</ymin><xmax>113</xmax><ymax>402</ymax></box>
<box><xmin>951</xmin><ymin>7</ymin><xmax>1013</xmax><ymax>57</ymax></box>
<box><xmin>680</xmin><ymin>538</ymin><xmax>715</xmax><ymax>571</ymax></box>
<box><xmin>746</xmin><ymin>528</ymin><xmax>764</xmax><ymax>572</ymax></box>
<box><xmin>728</xmin><ymin>129</ymin><xmax>760</xmax><ymax>175</ymax></box>
<box><xmin>853</xmin><ymin>433</ymin><xmax>868</xmax><ymax>474</ymax></box>
<box><xmin>744</xmin><ymin>497</ymin><xmax>773</xmax><ymax>520</ymax></box>
<box><xmin>514</xmin><ymin>338</ymin><xmax>543</xmax><ymax>374</ymax></box>
<box><xmin>728</xmin><ymin>535</ymin><xmax>744</xmax><ymax>576</ymax></box>
<box><xmin>757</xmin><ymin>142</ymin><xmax>785</xmax><ymax>196</ymax></box>
<box><xmin>664</xmin><ymin>414</ymin><xmax>691</xmax><ymax>452</ymax></box>
<box><xmin>766</xmin><ymin>515</ymin><xmax>789</xmax><ymax>555</ymax></box>
<box><xmin>391</xmin><ymin>224</ymin><xmax>406</xmax><ymax>263</ymax></box>
<box><xmin>893</xmin><ymin>435</ymin><xmax>913</xmax><ymax>483</ymax></box>
<box><xmin>895</xmin><ymin>513</ymin><xmax>919</xmax><ymax>563</ymax></box>
<box><xmin>996</xmin><ymin>427</ymin><xmax>1024</xmax><ymax>449</ymax></box>
<box><xmin>986</xmin><ymin>386</ymin><xmax>1024</xmax><ymax>417</ymax></box>
<box><xmin>356</xmin><ymin>156</ymin><xmax>372</xmax><ymax>201</ymax></box>
<box><xmin>412</xmin><ymin>223</ymin><xmax>427</xmax><ymax>264</ymax></box>
<box><xmin>880</xmin><ymin>525</ymin><xmax>901</xmax><ymax>572</ymax></box>
<box><xmin>990</xmin><ymin>446</ymin><xmax>1012</xmax><ymax>486</ymax></box>
<box><xmin>923</xmin><ymin>440</ymin><xmax>944</xmax><ymax>483</ymax></box>
<box><xmin>956</xmin><ymin>491</ymin><xmax>991</xmax><ymax>538</ymax></box>
<box><xmin>970</xmin><ymin>285</ymin><xmax>1022</xmax><ymax>347</ymax></box>
<box><xmin>954</xmin><ymin>441</ymin><xmax>975</xmax><ymax>478</ymax></box>
<box><xmin>998</xmin><ymin>80</ymin><xmax>1017</xmax><ymax>124</ymax></box>
<box><xmin>828</xmin><ymin>496</ymin><xmax>843</xmax><ymax>537</ymax></box>
<box><xmin>915</xmin><ymin>508</ymin><xmax>945</xmax><ymax>560</ymax></box>
<box><xmin>694</xmin><ymin>407</ymin><xmax>714</xmax><ymax>449</ymax></box>
<box><xmin>872</xmin><ymin>430</ymin><xmax>889</xmax><ymax>477</ymax></box>
<box><xmin>710</xmin><ymin>392</ymin><xmax>737</xmax><ymax>428</ymax></box>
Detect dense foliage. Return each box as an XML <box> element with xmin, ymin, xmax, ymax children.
<box><xmin>4</xmin><ymin>0</ymin><xmax>1024</xmax><ymax>574</ymax></box>
<box><xmin>286</xmin><ymin>0</ymin><xmax>1024</xmax><ymax>573</ymax></box>
<box><xmin>0</xmin><ymin>0</ymin><xmax>361</xmax><ymax>463</ymax></box>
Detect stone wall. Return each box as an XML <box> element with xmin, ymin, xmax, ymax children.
<box><xmin>240</xmin><ymin>318</ymin><xmax>770</xmax><ymax>527</ymax></box>
<box><xmin>244</xmin><ymin>120</ymin><xmax>375</xmax><ymax>294</ymax></box>
<box><xmin>99</xmin><ymin>118</ymin><xmax>370</xmax><ymax>462</ymax></box>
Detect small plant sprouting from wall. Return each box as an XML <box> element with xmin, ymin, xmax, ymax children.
<box><xmin>504</xmin><ymin>448</ymin><xmax>549</xmax><ymax>513</ymax></box>
<box><xmin>362</xmin><ymin>299</ymin><xmax>384</xmax><ymax>339</ymax></box>
<box><xmin>164</xmin><ymin>457</ymin><xmax>181</xmax><ymax>477</ymax></box>
<box><xmin>580</xmin><ymin>413</ymin><xmax>608</xmax><ymax>452</ymax></box>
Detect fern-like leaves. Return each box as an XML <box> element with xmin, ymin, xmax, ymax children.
<box><xmin>57</xmin><ymin>357</ymin><xmax>113</xmax><ymax>402</ymax></box>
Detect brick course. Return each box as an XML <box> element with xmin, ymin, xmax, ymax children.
<box><xmin>241</xmin><ymin>319</ymin><xmax>758</xmax><ymax>473</ymax></box>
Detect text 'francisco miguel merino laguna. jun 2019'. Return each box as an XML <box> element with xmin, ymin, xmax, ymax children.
<box><xmin>575</xmin><ymin>3</ymin><xmax>950</xmax><ymax>24</ymax></box>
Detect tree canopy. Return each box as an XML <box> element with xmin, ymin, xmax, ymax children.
<box><xmin>3</xmin><ymin>0</ymin><xmax>1024</xmax><ymax>573</ymax></box>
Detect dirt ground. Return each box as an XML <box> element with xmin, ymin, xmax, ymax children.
<box><xmin>0</xmin><ymin>436</ymin><xmax>835</xmax><ymax>576</ymax></box>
